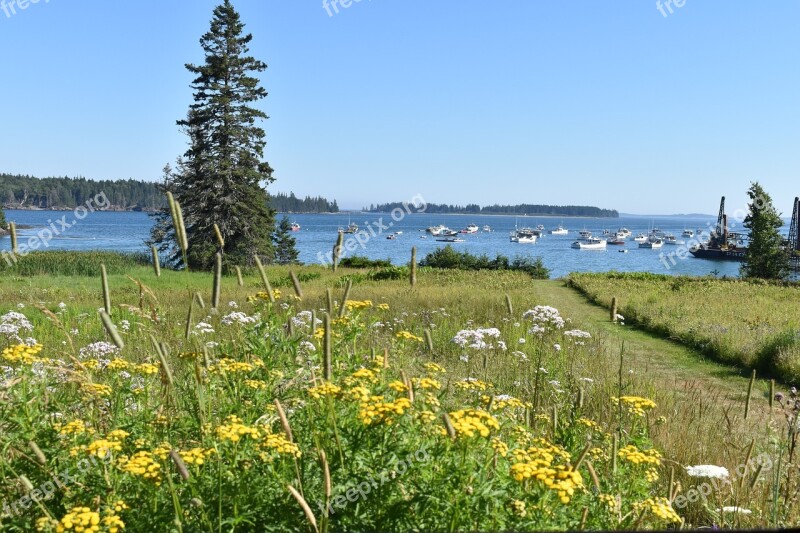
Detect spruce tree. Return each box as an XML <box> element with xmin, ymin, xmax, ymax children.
<box><xmin>157</xmin><ymin>0</ymin><xmax>275</xmax><ymax>269</ymax></box>
<box><xmin>273</xmin><ymin>216</ymin><xmax>300</xmax><ymax>265</ymax></box>
<box><xmin>741</xmin><ymin>182</ymin><xmax>789</xmax><ymax>280</ymax></box>
<box><xmin>0</xmin><ymin>207</ymin><xmax>6</xmax><ymax>230</ymax></box>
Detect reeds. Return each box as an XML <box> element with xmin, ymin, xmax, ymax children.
<box><xmin>166</xmin><ymin>192</ymin><xmax>189</xmax><ymax>270</ymax></box>
<box><xmin>212</xmin><ymin>253</ymin><xmax>222</xmax><ymax>310</ymax></box>
<box><xmin>290</xmin><ymin>270</ymin><xmax>303</xmax><ymax>300</ymax></box>
<box><xmin>253</xmin><ymin>255</ymin><xmax>275</xmax><ymax>303</ymax></box>
<box><xmin>410</xmin><ymin>247</ymin><xmax>417</xmax><ymax>287</ymax></box>
<box><xmin>151</xmin><ymin>246</ymin><xmax>161</xmax><ymax>277</ymax></box>
<box><xmin>9</xmin><ymin>221</ymin><xmax>18</xmax><ymax>254</ymax></box>
<box><xmin>100</xmin><ymin>263</ymin><xmax>111</xmax><ymax>315</ymax></box>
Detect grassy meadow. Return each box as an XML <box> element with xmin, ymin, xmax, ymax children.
<box><xmin>0</xmin><ymin>254</ymin><xmax>798</xmax><ymax>531</ymax></box>
<box><xmin>567</xmin><ymin>272</ymin><xmax>800</xmax><ymax>382</ymax></box>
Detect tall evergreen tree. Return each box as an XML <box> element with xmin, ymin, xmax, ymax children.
<box><xmin>741</xmin><ymin>181</ymin><xmax>789</xmax><ymax>280</ymax></box>
<box><xmin>154</xmin><ymin>0</ymin><xmax>275</xmax><ymax>269</ymax></box>
<box><xmin>0</xmin><ymin>207</ymin><xmax>6</xmax><ymax>230</ymax></box>
<box><xmin>273</xmin><ymin>216</ymin><xmax>300</xmax><ymax>265</ymax></box>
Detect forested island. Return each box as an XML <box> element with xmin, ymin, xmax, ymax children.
<box><xmin>365</xmin><ymin>201</ymin><xmax>619</xmax><ymax>218</ymax></box>
<box><xmin>0</xmin><ymin>174</ymin><xmax>339</xmax><ymax>213</ymax></box>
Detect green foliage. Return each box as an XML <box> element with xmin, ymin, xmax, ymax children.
<box><xmin>420</xmin><ymin>245</ymin><xmax>550</xmax><ymax>279</ymax></box>
<box><xmin>0</xmin><ymin>174</ymin><xmax>165</xmax><ymax>211</ymax></box>
<box><xmin>273</xmin><ymin>216</ymin><xmax>300</xmax><ymax>265</ymax></box>
<box><xmin>741</xmin><ymin>182</ymin><xmax>790</xmax><ymax>280</ymax></box>
<box><xmin>568</xmin><ymin>272</ymin><xmax>800</xmax><ymax>381</ymax></box>
<box><xmin>0</xmin><ymin>207</ymin><xmax>5</xmax><ymax>229</ymax></box>
<box><xmin>366</xmin><ymin>202</ymin><xmax>618</xmax><ymax>217</ymax></box>
<box><xmin>272</xmin><ymin>191</ymin><xmax>339</xmax><ymax>213</ymax></box>
<box><xmin>339</xmin><ymin>256</ymin><xmax>392</xmax><ymax>269</ymax></box>
<box><xmin>0</xmin><ymin>251</ymin><xmax>150</xmax><ymax>276</ymax></box>
<box><xmin>152</xmin><ymin>0</ymin><xmax>275</xmax><ymax>270</ymax></box>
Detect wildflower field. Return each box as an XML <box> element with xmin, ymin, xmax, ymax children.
<box><xmin>567</xmin><ymin>272</ymin><xmax>800</xmax><ymax>382</ymax></box>
<box><xmin>1</xmin><ymin>259</ymin><xmax>799</xmax><ymax>531</ymax></box>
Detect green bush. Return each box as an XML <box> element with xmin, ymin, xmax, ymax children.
<box><xmin>339</xmin><ymin>256</ymin><xmax>392</xmax><ymax>269</ymax></box>
<box><xmin>420</xmin><ymin>245</ymin><xmax>550</xmax><ymax>279</ymax></box>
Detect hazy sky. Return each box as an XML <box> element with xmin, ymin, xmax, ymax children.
<box><xmin>1</xmin><ymin>1</ymin><xmax>798</xmax><ymax>215</ymax></box>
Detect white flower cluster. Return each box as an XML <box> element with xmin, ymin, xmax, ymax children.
<box><xmin>194</xmin><ymin>321</ymin><xmax>215</xmax><ymax>334</ymax></box>
<box><xmin>221</xmin><ymin>312</ymin><xmax>258</xmax><ymax>326</ymax></box>
<box><xmin>564</xmin><ymin>329</ymin><xmax>592</xmax><ymax>339</ymax></box>
<box><xmin>685</xmin><ymin>464</ymin><xmax>730</xmax><ymax>480</ymax></box>
<box><xmin>79</xmin><ymin>341</ymin><xmax>120</xmax><ymax>360</ymax></box>
<box><xmin>452</xmin><ymin>328</ymin><xmax>502</xmax><ymax>350</ymax></box>
<box><xmin>0</xmin><ymin>311</ymin><xmax>34</xmax><ymax>342</ymax></box>
<box><xmin>522</xmin><ymin>306</ymin><xmax>565</xmax><ymax>334</ymax></box>
<box><xmin>291</xmin><ymin>310</ymin><xmax>321</xmax><ymax>329</ymax></box>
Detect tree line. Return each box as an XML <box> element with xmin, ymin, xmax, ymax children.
<box><xmin>271</xmin><ymin>192</ymin><xmax>339</xmax><ymax>213</ymax></box>
<box><xmin>0</xmin><ymin>174</ymin><xmax>165</xmax><ymax>211</ymax></box>
<box><xmin>365</xmin><ymin>201</ymin><xmax>619</xmax><ymax>218</ymax></box>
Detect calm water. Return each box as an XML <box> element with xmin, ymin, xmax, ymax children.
<box><xmin>3</xmin><ymin>209</ymin><xmax>791</xmax><ymax>278</ymax></box>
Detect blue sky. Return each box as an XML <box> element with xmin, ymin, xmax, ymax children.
<box><xmin>1</xmin><ymin>0</ymin><xmax>798</xmax><ymax>215</ymax></box>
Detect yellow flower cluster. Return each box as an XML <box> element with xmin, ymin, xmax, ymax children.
<box><xmin>599</xmin><ymin>493</ymin><xmax>619</xmax><ymax>512</ymax></box>
<box><xmin>111</xmin><ymin>500</ymin><xmax>129</xmax><ymax>513</ymax></box>
<box><xmin>209</xmin><ymin>359</ymin><xmax>255</xmax><ymax>374</ymax></box>
<box><xmin>589</xmin><ymin>447</ymin><xmax>609</xmax><ymax>461</ymax></box>
<box><xmin>613</xmin><ymin>396</ymin><xmax>657</xmax><ymax>417</ymax></box>
<box><xmin>343</xmin><ymin>367</ymin><xmax>380</xmax><ymax>385</ymax></box>
<box><xmin>263</xmin><ymin>433</ymin><xmax>302</xmax><ymax>458</ymax></box>
<box><xmin>53</xmin><ymin>507</ymin><xmax>105</xmax><ymax>533</ymax></box>
<box><xmin>359</xmin><ymin>395</ymin><xmax>412</xmax><ymax>425</ymax></box>
<box><xmin>153</xmin><ymin>442</ymin><xmax>172</xmax><ymax>460</ymax></box>
<box><xmin>80</xmin><ymin>383</ymin><xmax>113</xmax><ymax>397</ymax></box>
<box><xmin>345</xmin><ymin>299</ymin><xmax>373</xmax><ymax>310</ymax></box>
<box><xmin>118</xmin><ymin>451</ymin><xmax>162</xmax><ymax>485</ymax></box>
<box><xmin>491</xmin><ymin>437</ymin><xmax>509</xmax><ymax>457</ymax></box>
<box><xmin>215</xmin><ymin>416</ymin><xmax>262</xmax><ymax>443</ymax></box>
<box><xmin>417</xmin><ymin>410</ymin><xmax>437</xmax><ymax>423</ymax></box>
<box><xmin>412</xmin><ymin>377</ymin><xmax>442</xmax><ymax>390</ymax></box>
<box><xmin>633</xmin><ymin>497</ymin><xmax>682</xmax><ymax>523</ymax></box>
<box><xmin>510</xmin><ymin>499</ymin><xmax>527</xmax><ymax>517</ymax></box>
<box><xmin>179</xmin><ymin>447</ymin><xmax>216</xmax><ymax>465</ymax></box>
<box><xmin>249</xmin><ymin>289</ymin><xmax>281</xmax><ymax>302</ymax></box>
<box><xmin>618</xmin><ymin>445</ymin><xmax>662</xmax><ymax>466</ymax></box>
<box><xmin>388</xmin><ymin>380</ymin><xmax>408</xmax><ymax>392</ymax></box>
<box><xmin>107</xmin><ymin>359</ymin><xmax>130</xmax><ymax>371</ymax></box>
<box><xmin>448</xmin><ymin>409</ymin><xmax>500</xmax><ymax>438</ymax></box>
<box><xmin>244</xmin><ymin>379</ymin><xmax>267</xmax><ymax>390</ymax></box>
<box><xmin>510</xmin><ymin>447</ymin><xmax>584</xmax><ymax>505</ymax></box>
<box><xmin>135</xmin><ymin>363</ymin><xmax>159</xmax><ymax>375</ymax></box>
<box><xmin>308</xmin><ymin>382</ymin><xmax>342</xmax><ymax>399</ymax></box>
<box><xmin>377</xmin><ymin>303</ymin><xmax>390</xmax><ymax>311</ymax></box>
<box><xmin>80</xmin><ymin>438</ymin><xmax>124</xmax><ymax>459</ymax></box>
<box><xmin>395</xmin><ymin>330</ymin><xmax>423</xmax><ymax>342</ymax></box>
<box><xmin>423</xmin><ymin>362</ymin><xmax>446</xmax><ymax>374</ymax></box>
<box><xmin>57</xmin><ymin>420</ymin><xmax>94</xmax><ymax>436</ymax></box>
<box><xmin>577</xmin><ymin>418</ymin><xmax>601</xmax><ymax>430</ymax></box>
<box><xmin>178</xmin><ymin>351</ymin><xmax>202</xmax><ymax>360</ymax></box>
<box><xmin>480</xmin><ymin>394</ymin><xmax>530</xmax><ymax>411</ymax></box>
<box><xmin>2</xmin><ymin>343</ymin><xmax>43</xmax><ymax>364</ymax></box>
<box><xmin>454</xmin><ymin>379</ymin><xmax>493</xmax><ymax>392</ymax></box>
<box><xmin>101</xmin><ymin>513</ymin><xmax>125</xmax><ymax>533</ymax></box>
<box><xmin>646</xmin><ymin>468</ymin><xmax>659</xmax><ymax>482</ymax></box>
<box><xmin>343</xmin><ymin>385</ymin><xmax>370</xmax><ymax>401</ymax></box>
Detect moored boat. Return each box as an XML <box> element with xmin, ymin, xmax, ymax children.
<box><xmin>290</xmin><ymin>222</ymin><xmax>301</xmax><ymax>232</ymax></box>
<box><xmin>549</xmin><ymin>226</ymin><xmax>568</xmax><ymax>235</ymax></box>
<box><xmin>572</xmin><ymin>237</ymin><xmax>607</xmax><ymax>250</ymax></box>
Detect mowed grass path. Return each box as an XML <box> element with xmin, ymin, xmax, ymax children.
<box><xmin>534</xmin><ymin>279</ymin><xmax>771</xmax><ymax>416</ymax></box>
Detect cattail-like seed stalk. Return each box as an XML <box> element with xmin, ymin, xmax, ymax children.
<box><xmin>10</xmin><ymin>222</ymin><xmax>18</xmax><ymax>254</ymax></box>
<box><xmin>253</xmin><ymin>255</ymin><xmax>275</xmax><ymax>303</ymax></box>
<box><xmin>326</xmin><ymin>288</ymin><xmax>334</xmax><ymax>315</ymax></box>
<box><xmin>166</xmin><ymin>192</ymin><xmax>189</xmax><ymax>270</ymax></box>
<box><xmin>99</xmin><ymin>310</ymin><xmax>124</xmax><ymax>349</ymax></box>
<box><xmin>212</xmin><ymin>253</ymin><xmax>222</xmax><ymax>310</ymax></box>
<box><xmin>611</xmin><ymin>297</ymin><xmax>618</xmax><ymax>322</ymax></box>
<box><xmin>442</xmin><ymin>412</ymin><xmax>456</xmax><ymax>439</ymax></box>
<box><xmin>274</xmin><ymin>399</ymin><xmax>294</xmax><ymax>442</ymax></box>
<box><xmin>410</xmin><ymin>247</ymin><xmax>417</xmax><ymax>287</ymax></box>
<box><xmin>213</xmin><ymin>223</ymin><xmax>225</xmax><ymax>249</ymax></box>
<box><xmin>100</xmin><ymin>263</ymin><xmax>111</xmax><ymax>315</ymax></box>
<box><xmin>290</xmin><ymin>270</ymin><xmax>303</xmax><ymax>300</ymax></box>
<box><xmin>744</xmin><ymin>369</ymin><xmax>756</xmax><ymax>419</ymax></box>
<box><xmin>185</xmin><ymin>299</ymin><xmax>195</xmax><ymax>340</ymax></box>
<box><xmin>338</xmin><ymin>279</ymin><xmax>352</xmax><ymax>319</ymax></box>
<box><xmin>28</xmin><ymin>441</ymin><xmax>47</xmax><ymax>465</ymax></box>
<box><xmin>323</xmin><ymin>313</ymin><xmax>332</xmax><ymax>381</ymax></box>
<box><xmin>235</xmin><ymin>266</ymin><xmax>244</xmax><ymax>287</ymax></box>
<box><xmin>288</xmin><ymin>485</ymin><xmax>319</xmax><ymax>533</ymax></box>
<box><xmin>505</xmin><ymin>294</ymin><xmax>513</xmax><ymax>316</ymax></box>
<box><xmin>333</xmin><ymin>232</ymin><xmax>344</xmax><ymax>272</ymax></box>
<box><xmin>151</xmin><ymin>246</ymin><xmax>161</xmax><ymax>277</ymax></box>
<box><xmin>170</xmin><ymin>449</ymin><xmax>190</xmax><ymax>481</ymax></box>
<box><xmin>424</xmin><ymin>329</ymin><xmax>433</xmax><ymax>352</ymax></box>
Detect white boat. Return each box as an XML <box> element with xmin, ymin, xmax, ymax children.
<box><xmin>426</xmin><ymin>224</ymin><xmax>447</xmax><ymax>235</ymax></box>
<box><xmin>633</xmin><ymin>234</ymin><xmax>648</xmax><ymax>243</ymax></box>
<box><xmin>483</xmin><ymin>225</ymin><xmax>491</xmax><ymax>232</ymax></box>
<box><xmin>436</xmin><ymin>237</ymin><xmax>465</xmax><ymax>243</ymax></box>
<box><xmin>549</xmin><ymin>226</ymin><xmax>568</xmax><ymax>235</ymax></box>
<box><xmin>572</xmin><ymin>237</ymin><xmax>607</xmax><ymax>250</ymax></box>
<box><xmin>338</xmin><ymin>222</ymin><xmax>358</xmax><ymax>234</ymax></box>
<box><xmin>614</xmin><ymin>232</ymin><xmax>627</xmax><ymax>239</ymax></box>
<box><xmin>394</xmin><ymin>231</ymin><xmax>403</xmax><ymax>235</ymax></box>
<box><xmin>663</xmin><ymin>235</ymin><xmax>683</xmax><ymax>245</ymax></box>
<box><xmin>639</xmin><ymin>238</ymin><xmax>664</xmax><ymax>249</ymax></box>
<box><xmin>510</xmin><ymin>229</ymin><xmax>537</xmax><ymax>244</ymax></box>
<box><xmin>618</xmin><ymin>228</ymin><xmax>632</xmax><ymax>238</ymax></box>
<box><xmin>578</xmin><ymin>229</ymin><xmax>592</xmax><ymax>239</ymax></box>
<box><xmin>536</xmin><ymin>224</ymin><xmax>545</xmax><ymax>231</ymax></box>
<box><xmin>462</xmin><ymin>224</ymin><xmax>479</xmax><ymax>234</ymax></box>
<box><xmin>290</xmin><ymin>222</ymin><xmax>301</xmax><ymax>232</ymax></box>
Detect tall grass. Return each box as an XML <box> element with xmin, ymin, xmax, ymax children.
<box><xmin>1</xmin><ymin>250</ymin><xmax>151</xmax><ymax>276</ymax></box>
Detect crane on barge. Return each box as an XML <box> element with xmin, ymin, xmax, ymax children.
<box><xmin>689</xmin><ymin>196</ymin><xmax>748</xmax><ymax>261</ymax></box>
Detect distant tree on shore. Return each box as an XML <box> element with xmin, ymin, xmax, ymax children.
<box><xmin>151</xmin><ymin>1</ymin><xmax>275</xmax><ymax>269</ymax></box>
<box><xmin>365</xmin><ymin>201</ymin><xmax>618</xmax><ymax>218</ymax></box>
<box><xmin>272</xmin><ymin>192</ymin><xmax>338</xmax><ymax>213</ymax></box>
<box><xmin>741</xmin><ymin>182</ymin><xmax>789</xmax><ymax>280</ymax></box>
<box><xmin>273</xmin><ymin>216</ymin><xmax>300</xmax><ymax>264</ymax></box>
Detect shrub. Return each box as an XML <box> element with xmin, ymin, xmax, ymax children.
<box><xmin>420</xmin><ymin>245</ymin><xmax>550</xmax><ymax>279</ymax></box>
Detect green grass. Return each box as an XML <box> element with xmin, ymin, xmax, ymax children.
<box><xmin>1</xmin><ymin>250</ymin><xmax>151</xmax><ymax>276</ymax></box>
<box><xmin>567</xmin><ymin>272</ymin><xmax>800</xmax><ymax>383</ymax></box>
<box><xmin>0</xmin><ymin>253</ymin><xmax>797</xmax><ymax>530</ymax></box>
